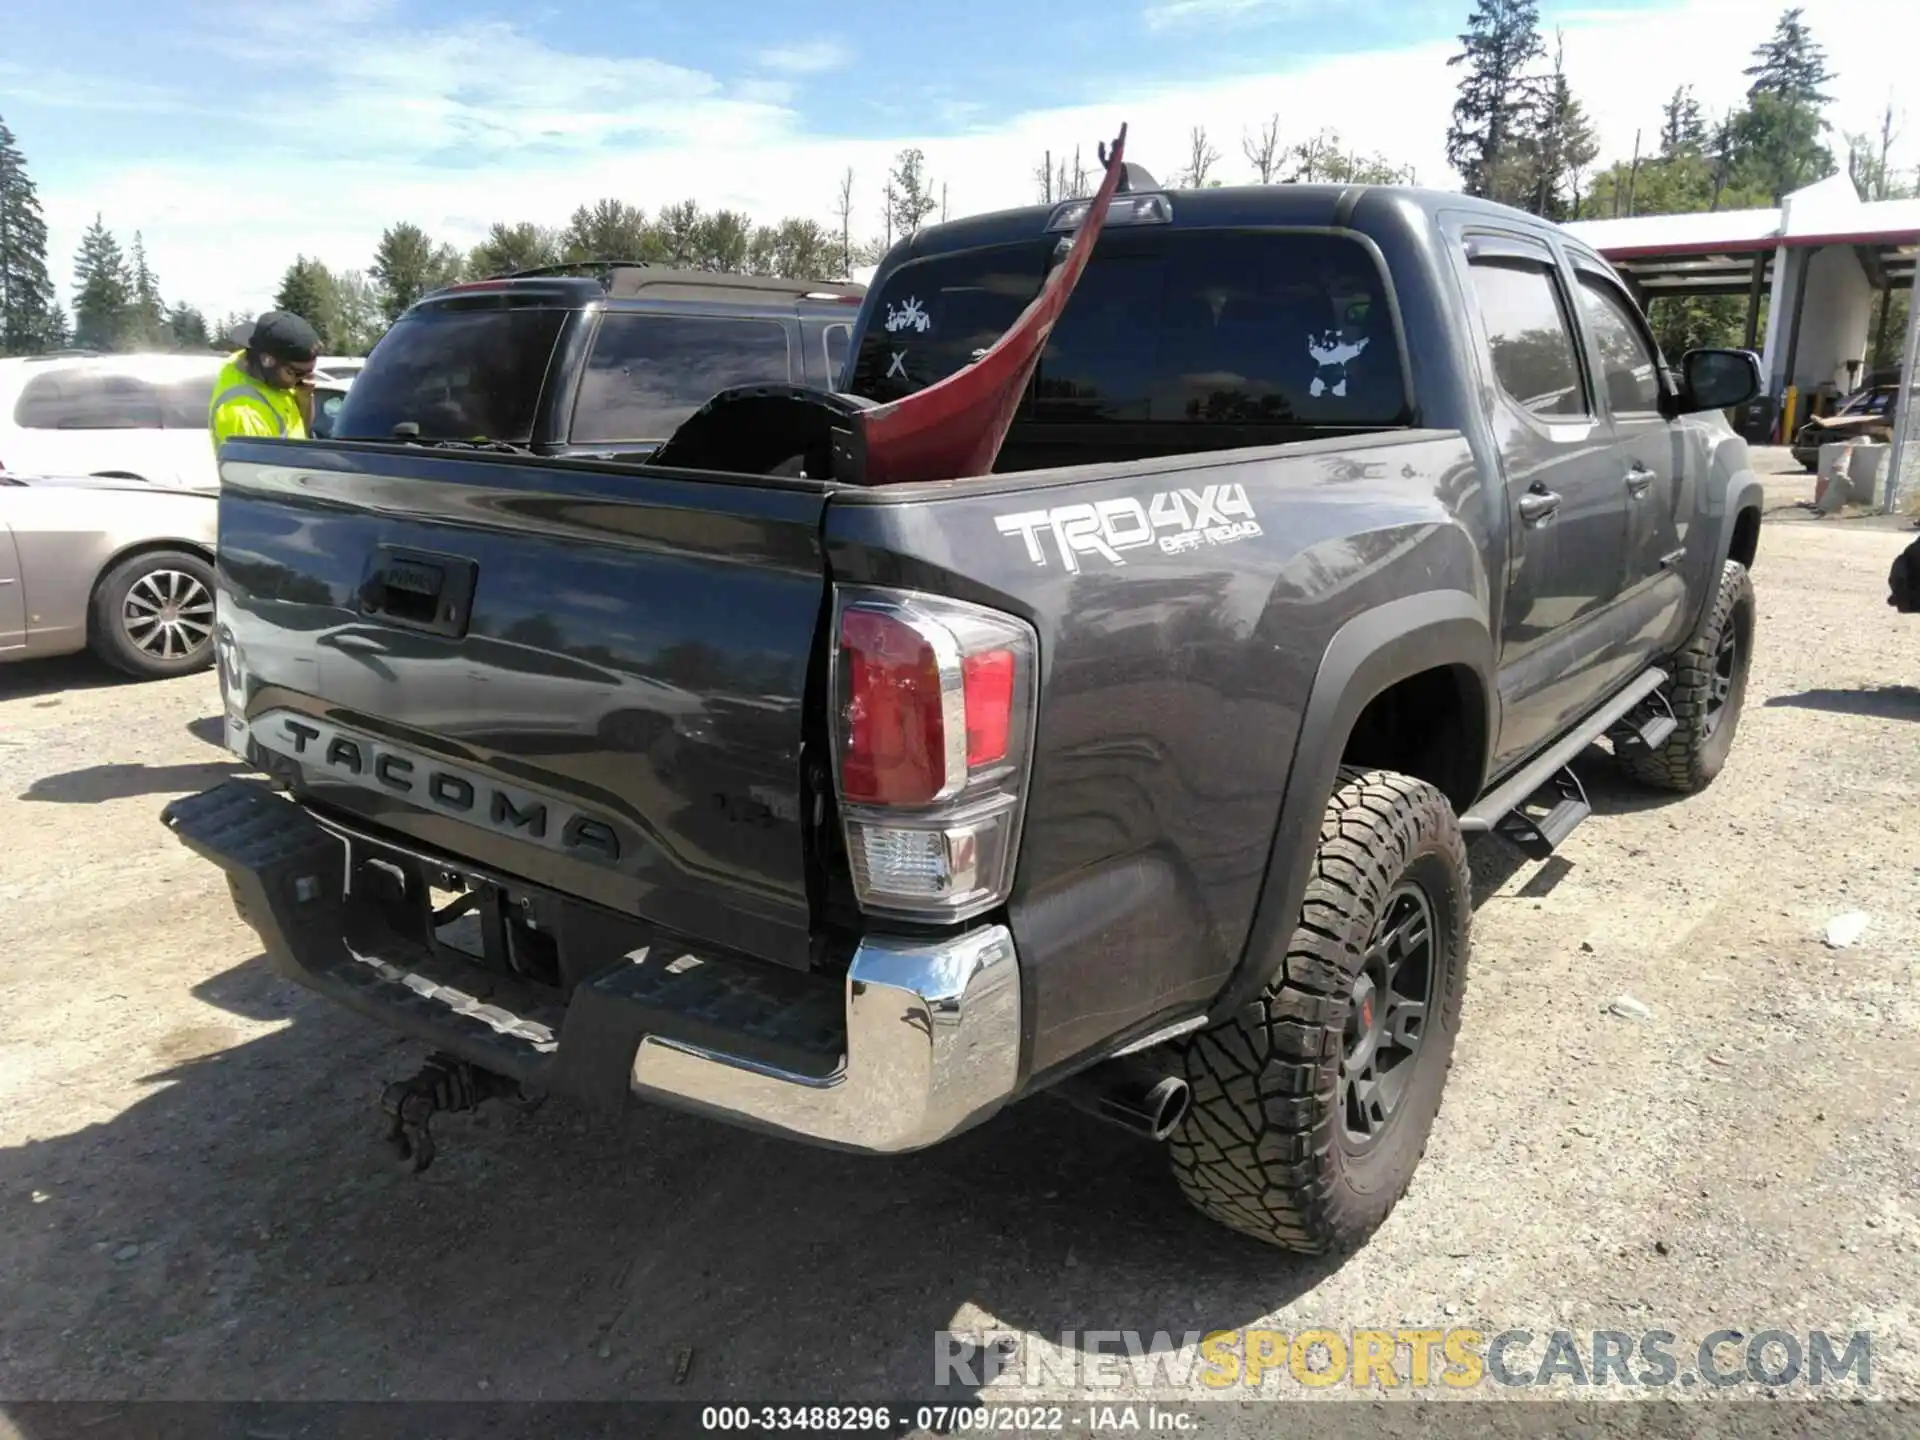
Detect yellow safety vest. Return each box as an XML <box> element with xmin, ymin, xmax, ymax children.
<box><xmin>208</xmin><ymin>351</ymin><xmax>308</xmax><ymax>453</ymax></box>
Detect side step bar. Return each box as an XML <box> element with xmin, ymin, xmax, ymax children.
<box><xmin>1460</xmin><ymin>667</ymin><xmax>1668</xmax><ymax>856</ymax></box>
<box><xmin>1493</xmin><ymin>766</ymin><xmax>1589</xmax><ymax>860</ymax></box>
<box><xmin>1606</xmin><ymin>687</ymin><xmax>1677</xmax><ymax>756</ymax></box>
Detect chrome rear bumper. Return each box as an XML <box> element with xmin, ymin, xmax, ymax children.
<box><xmin>630</xmin><ymin>927</ymin><xmax>1021</xmax><ymax>1153</ymax></box>
<box><xmin>161</xmin><ymin>780</ymin><xmax>1024</xmax><ymax>1156</ymax></box>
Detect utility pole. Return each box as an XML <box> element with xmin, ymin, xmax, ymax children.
<box><xmin>1625</xmin><ymin>129</ymin><xmax>1642</xmax><ymax>218</ymax></box>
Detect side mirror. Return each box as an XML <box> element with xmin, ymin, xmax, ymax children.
<box><xmin>1672</xmin><ymin>348</ymin><xmax>1762</xmax><ymax>416</ymax></box>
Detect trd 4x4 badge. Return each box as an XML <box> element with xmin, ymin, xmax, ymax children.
<box><xmin>994</xmin><ymin>484</ymin><xmax>1262</xmax><ymax>573</ymax></box>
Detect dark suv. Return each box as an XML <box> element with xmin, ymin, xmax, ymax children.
<box><xmin>331</xmin><ymin>265</ymin><xmax>866</xmax><ymax>460</ymax></box>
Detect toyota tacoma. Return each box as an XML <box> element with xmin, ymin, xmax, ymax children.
<box><xmin>164</xmin><ymin>130</ymin><xmax>1765</xmax><ymax>1253</ymax></box>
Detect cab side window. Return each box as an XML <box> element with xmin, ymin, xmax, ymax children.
<box><xmin>572</xmin><ymin>314</ymin><xmax>793</xmax><ymax>444</ymax></box>
<box><xmin>1575</xmin><ymin>275</ymin><xmax>1663</xmax><ymax>415</ymax></box>
<box><xmin>1465</xmin><ymin>259</ymin><xmax>1590</xmax><ymax>418</ymax></box>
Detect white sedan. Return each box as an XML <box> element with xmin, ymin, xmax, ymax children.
<box><xmin>0</xmin><ymin>472</ymin><xmax>218</xmax><ymax>679</ymax></box>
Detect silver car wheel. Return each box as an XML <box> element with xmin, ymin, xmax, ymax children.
<box><xmin>123</xmin><ymin>569</ymin><xmax>215</xmax><ymax>661</ymax></box>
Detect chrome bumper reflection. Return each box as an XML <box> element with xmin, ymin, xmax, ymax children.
<box><xmin>629</xmin><ymin>925</ymin><xmax>1021</xmax><ymax>1154</ymax></box>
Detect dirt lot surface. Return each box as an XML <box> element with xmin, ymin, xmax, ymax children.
<box><xmin>3</xmin><ymin>451</ymin><xmax>1919</xmax><ymax>1420</ymax></box>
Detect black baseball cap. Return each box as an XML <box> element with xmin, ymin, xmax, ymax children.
<box><xmin>234</xmin><ymin>310</ymin><xmax>322</xmax><ymax>363</ymax></box>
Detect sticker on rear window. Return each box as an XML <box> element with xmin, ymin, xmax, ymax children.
<box><xmin>885</xmin><ymin>296</ymin><xmax>931</xmax><ymax>334</ymax></box>
<box><xmin>1308</xmin><ymin>331</ymin><xmax>1371</xmax><ymax>399</ymax></box>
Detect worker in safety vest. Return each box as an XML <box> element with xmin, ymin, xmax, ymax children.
<box><xmin>208</xmin><ymin>310</ymin><xmax>322</xmax><ymax>452</ymax></box>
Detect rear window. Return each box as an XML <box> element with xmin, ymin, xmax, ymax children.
<box><xmin>13</xmin><ymin>371</ymin><xmax>163</xmax><ymax>430</ymax></box>
<box><xmin>848</xmin><ymin>229</ymin><xmax>1408</xmax><ymax>431</ymax></box>
<box><xmin>824</xmin><ymin>323</ymin><xmax>851</xmax><ymax>388</ymax></box>
<box><xmin>334</xmin><ymin>306</ymin><xmax>567</xmax><ymax>443</ymax></box>
<box><xmin>159</xmin><ymin>376</ymin><xmax>216</xmax><ymax>428</ymax></box>
<box><xmin>570</xmin><ymin>314</ymin><xmax>794</xmax><ymax>444</ymax></box>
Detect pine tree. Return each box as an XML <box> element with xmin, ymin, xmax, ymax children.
<box><xmin>1519</xmin><ymin>35</ymin><xmax>1599</xmax><ymax>220</ymax></box>
<box><xmin>1446</xmin><ymin>0</ymin><xmax>1547</xmax><ymax>202</ymax></box>
<box><xmin>0</xmin><ymin>115</ymin><xmax>61</xmax><ymax>355</ymax></box>
<box><xmin>1734</xmin><ymin>7</ymin><xmax>1837</xmax><ymax>203</ymax></box>
<box><xmin>274</xmin><ymin>255</ymin><xmax>339</xmax><ymax>348</ymax></box>
<box><xmin>166</xmin><ymin>302</ymin><xmax>210</xmax><ymax>351</ymax></box>
<box><xmin>70</xmin><ymin>215</ymin><xmax>132</xmax><ymax>351</ymax></box>
<box><xmin>126</xmin><ymin>232</ymin><xmax>166</xmax><ymax>350</ymax></box>
<box><xmin>1659</xmin><ymin>86</ymin><xmax>1708</xmax><ymax>157</ymax></box>
<box><xmin>1743</xmin><ymin>7</ymin><xmax>1833</xmax><ymax>106</ymax></box>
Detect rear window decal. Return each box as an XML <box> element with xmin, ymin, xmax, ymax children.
<box><xmin>1308</xmin><ymin>331</ymin><xmax>1370</xmax><ymax>399</ymax></box>
<box><xmin>885</xmin><ymin>296</ymin><xmax>931</xmax><ymax>334</ymax></box>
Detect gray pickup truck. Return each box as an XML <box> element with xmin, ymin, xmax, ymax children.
<box><xmin>164</xmin><ymin>140</ymin><xmax>1764</xmax><ymax>1256</ymax></box>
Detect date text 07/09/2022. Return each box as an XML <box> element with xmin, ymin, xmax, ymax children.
<box><xmin>697</xmin><ymin>1405</ymin><xmax>1196</xmax><ymax>1433</ymax></box>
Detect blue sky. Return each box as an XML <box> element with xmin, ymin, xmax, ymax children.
<box><xmin>0</xmin><ymin>0</ymin><xmax>1906</xmax><ymax>320</ymax></box>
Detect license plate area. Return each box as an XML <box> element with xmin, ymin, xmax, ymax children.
<box><xmin>338</xmin><ymin>836</ymin><xmax>579</xmax><ymax>994</ymax></box>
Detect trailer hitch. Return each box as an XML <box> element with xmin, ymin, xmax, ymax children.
<box><xmin>379</xmin><ymin>1053</ymin><xmax>538</xmax><ymax>1173</ymax></box>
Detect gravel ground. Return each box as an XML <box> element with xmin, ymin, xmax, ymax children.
<box><xmin>2</xmin><ymin>450</ymin><xmax>1918</xmax><ymax>1422</ymax></box>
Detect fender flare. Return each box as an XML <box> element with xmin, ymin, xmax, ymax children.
<box><xmin>1210</xmin><ymin>589</ymin><xmax>1496</xmax><ymax>1022</ymax></box>
<box><xmin>1685</xmin><ymin>472</ymin><xmax>1765</xmax><ymax>646</ymax></box>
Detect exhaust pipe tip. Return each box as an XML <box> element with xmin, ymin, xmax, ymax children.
<box><xmin>1135</xmin><ymin>1075</ymin><xmax>1191</xmax><ymax>1141</ymax></box>
<box><xmin>1054</xmin><ymin>1056</ymin><xmax>1192</xmax><ymax>1142</ymax></box>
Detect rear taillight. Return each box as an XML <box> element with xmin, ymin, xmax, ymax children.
<box><xmin>831</xmin><ymin>588</ymin><xmax>1038</xmax><ymax>922</ymax></box>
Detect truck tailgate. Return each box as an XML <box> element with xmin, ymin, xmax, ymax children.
<box><xmin>214</xmin><ymin>441</ymin><xmax>829</xmax><ymax>968</ymax></box>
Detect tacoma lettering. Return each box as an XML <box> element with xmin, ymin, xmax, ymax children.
<box><xmin>245</xmin><ymin>710</ymin><xmax>624</xmax><ymax>864</ymax></box>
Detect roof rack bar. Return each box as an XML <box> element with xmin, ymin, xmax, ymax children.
<box><xmin>497</xmin><ymin>258</ymin><xmax>663</xmax><ymax>280</ymax></box>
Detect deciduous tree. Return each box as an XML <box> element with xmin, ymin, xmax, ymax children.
<box><xmin>1243</xmin><ymin>115</ymin><xmax>1282</xmax><ymax>184</ymax></box>
<box><xmin>885</xmin><ymin>148</ymin><xmax>938</xmax><ymax>241</ymax></box>
<box><xmin>329</xmin><ymin>270</ymin><xmax>383</xmax><ymax>353</ymax></box>
<box><xmin>371</xmin><ymin>223</ymin><xmax>462</xmax><ymax>323</ymax></box>
<box><xmin>467</xmin><ymin>222</ymin><xmax>560</xmax><ymax>278</ymax></box>
<box><xmin>1181</xmin><ymin>126</ymin><xmax>1221</xmax><ymax>188</ymax></box>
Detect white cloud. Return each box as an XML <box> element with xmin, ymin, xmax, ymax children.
<box><xmin>755</xmin><ymin>39</ymin><xmax>853</xmax><ymax>75</ymax></box>
<box><xmin>33</xmin><ymin>0</ymin><xmax>1918</xmax><ymax>324</ymax></box>
<box><xmin>1143</xmin><ymin>0</ymin><xmax>1291</xmax><ymax>31</ymax></box>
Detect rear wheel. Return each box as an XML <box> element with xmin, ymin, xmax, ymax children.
<box><xmin>90</xmin><ymin>549</ymin><xmax>217</xmax><ymax>679</ymax></box>
<box><xmin>1168</xmin><ymin>767</ymin><xmax>1470</xmax><ymax>1254</ymax></box>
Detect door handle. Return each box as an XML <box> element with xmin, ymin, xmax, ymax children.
<box><xmin>1518</xmin><ymin>487</ymin><xmax>1561</xmax><ymax>524</ymax></box>
<box><xmin>1625</xmin><ymin>464</ymin><xmax>1655</xmax><ymax>497</ymax></box>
